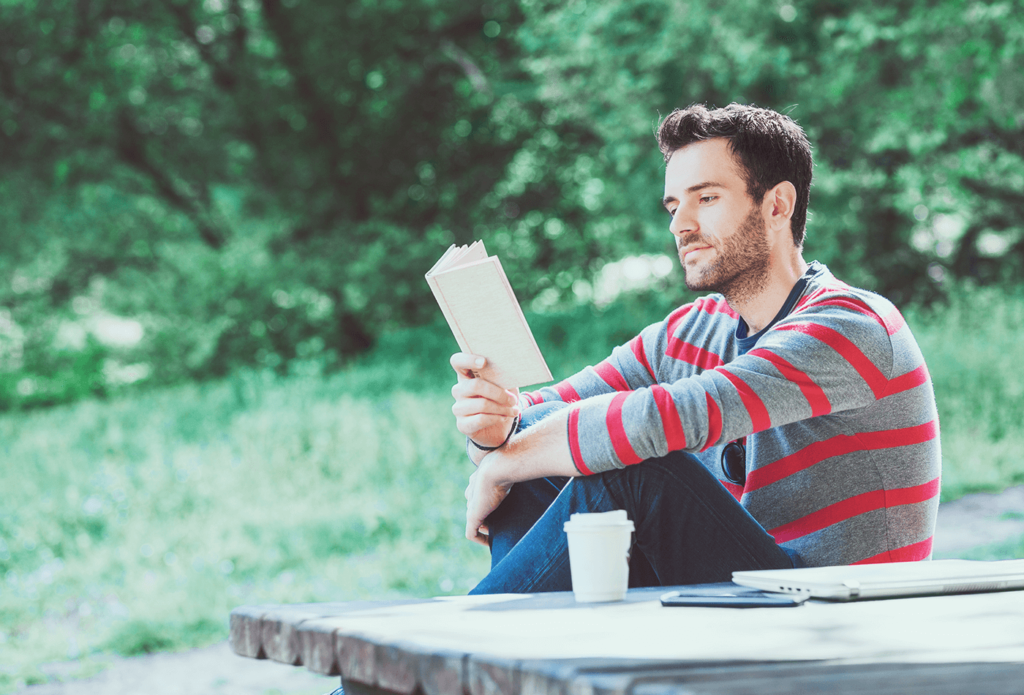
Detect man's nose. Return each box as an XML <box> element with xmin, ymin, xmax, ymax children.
<box><xmin>669</xmin><ymin>205</ymin><xmax>697</xmax><ymax>238</ymax></box>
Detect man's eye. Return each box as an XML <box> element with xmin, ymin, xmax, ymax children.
<box><xmin>666</xmin><ymin>208</ymin><xmax>677</xmax><ymax>217</ymax></box>
<box><xmin>700</xmin><ymin>195</ymin><xmax>717</xmax><ymax>204</ymax></box>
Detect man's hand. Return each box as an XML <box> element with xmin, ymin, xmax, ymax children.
<box><xmin>464</xmin><ymin>454</ymin><xmax>513</xmax><ymax>546</ymax></box>
<box><xmin>450</xmin><ymin>353</ymin><xmax>520</xmax><ymax>450</ymax></box>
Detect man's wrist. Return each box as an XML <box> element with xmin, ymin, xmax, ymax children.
<box><xmin>468</xmin><ymin>414</ymin><xmax>520</xmax><ymax>452</ymax></box>
<box><xmin>476</xmin><ymin>450</ymin><xmax>513</xmax><ymax>489</ymax></box>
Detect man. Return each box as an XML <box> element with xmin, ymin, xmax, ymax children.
<box><xmin>450</xmin><ymin>103</ymin><xmax>941</xmax><ymax>593</ymax></box>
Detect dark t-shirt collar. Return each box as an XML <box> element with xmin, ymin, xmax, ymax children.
<box><xmin>736</xmin><ymin>261</ymin><xmax>824</xmax><ymax>355</ymax></box>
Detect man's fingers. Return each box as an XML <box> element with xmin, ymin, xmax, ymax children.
<box><xmin>465</xmin><ymin>513</ymin><xmax>490</xmax><ymax>546</ymax></box>
<box><xmin>455</xmin><ymin>413</ymin><xmax>514</xmax><ymax>437</ymax></box>
<box><xmin>451</xmin><ymin>397</ymin><xmax>519</xmax><ymax>419</ymax></box>
<box><xmin>452</xmin><ymin>375</ymin><xmax>517</xmax><ymax>406</ymax></box>
<box><xmin>450</xmin><ymin>352</ymin><xmax>486</xmax><ymax>378</ymax></box>
<box><xmin>467</xmin><ymin>527</ymin><xmax>489</xmax><ymax>546</ymax></box>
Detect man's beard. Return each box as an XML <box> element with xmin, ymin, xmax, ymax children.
<box><xmin>678</xmin><ymin>207</ymin><xmax>771</xmax><ymax>305</ymax></box>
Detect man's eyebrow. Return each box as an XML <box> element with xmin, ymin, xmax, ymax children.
<box><xmin>686</xmin><ymin>180</ymin><xmax>725</xmax><ymax>193</ymax></box>
<box><xmin>661</xmin><ymin>181</ymin><xmax>725</xmax><ymax>207</ymax></box>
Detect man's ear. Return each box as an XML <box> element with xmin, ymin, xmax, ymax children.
<box><xmin>764</xmin><ymin>181</ymin><xmax>797</xmax><ymax>235</ymax></box>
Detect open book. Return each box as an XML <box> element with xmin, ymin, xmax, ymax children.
<box><xmin>425</xmin><ymin>241</ymin><xmax>552</xmax><ymax>389</ymax></box>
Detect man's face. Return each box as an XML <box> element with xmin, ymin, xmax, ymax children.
<box><xmin>662</xmin><ymin>138</ymin><xmax>770</xmax><ymax>303</ymax></box>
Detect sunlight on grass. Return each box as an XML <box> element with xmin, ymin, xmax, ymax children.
<box><xmin>0</xmin><ymin>285</ymin><xmax>1021</xmax><ymax>692</ymax></box>
<box><xmin>0</xmin><ymin>382</ymin><xmax>488</xmax><ymax>692</ymax></box>
<box><xmin>906</xmin><ymin>285</ymin><xmax>1024</xmax><ymax>500</ymax></box>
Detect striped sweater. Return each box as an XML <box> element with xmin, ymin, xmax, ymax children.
<box><xmin>522</xmin><ymin>262</ymin><xmax>941</xmax><ymax>567</ymax></box>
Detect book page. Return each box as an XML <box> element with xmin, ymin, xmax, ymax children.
<box><xmin>430</xmin><ymin>255</ymin><xmax>551</xmax><ymax>389</ymax></box>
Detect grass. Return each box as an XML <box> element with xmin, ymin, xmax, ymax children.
<box><xmin>947</xmin><ymin>535</ymin><xmax>1024</xmax><ymax>562</ymax></box>
<box><xmin>0</xmin><ymin>381</ymin><xmax>486</xmax><ymax>691</ymax></box>
<box><xmin>0</xmin><ymin>284</ymin><xmax>1022</xmax><ymax>692</ymax></box>
<box><xmin>905</xmin><ymin>284</ymin><xmax>1024</xmax><ymax>500</ymax></box>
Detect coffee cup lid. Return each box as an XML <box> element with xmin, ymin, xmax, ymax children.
<box><xmin>563</xmin><ymin>510</ymin><xmax>634</xmax><ymax>531</ymax></box>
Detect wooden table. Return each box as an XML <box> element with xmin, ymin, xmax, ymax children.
<box><xmin>230</xmin><ymin>584</ymin><xmax>1024</xmax><ymax>694</ymax></box>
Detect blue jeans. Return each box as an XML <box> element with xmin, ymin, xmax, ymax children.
<box><xmin>470</xmin><ymin>402</ymin><xmax>796</xmax><ymax>594</ymax></box>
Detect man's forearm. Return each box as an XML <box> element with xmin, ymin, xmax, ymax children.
<box><xmin>464</xmin><ymin>405</ymin><xmax>582</xmax><ymax>544</ymax></box>
<box><xmin>477</xmin><ymin>406</ymin><xmax>580</xmax><ymax>485</ymax></box>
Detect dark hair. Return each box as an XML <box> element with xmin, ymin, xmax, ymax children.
<box><xmin>656</xmin><ymin>103</ymin><xmax>813</xmax><ymax>246</ymax></box>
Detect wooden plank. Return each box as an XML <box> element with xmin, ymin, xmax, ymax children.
<box><xmin>233</xmin><ymin>589</ymin><xmax>1024</xmax><ymax>694</ymax></box>
<box><xmin>260</xmin><ymin>605</ymin><xmax>327</xmax><ymax>665</ymax></box>
<box><xmin>467</xmin><ymin>653</ymin><xmax>520</xmax><ymax>695</ymax></box>
<box><xmin>291</xmin><ymin>600</ymin><xmax>435</xmax><ymax>679</ymax></box>
<box><xmin>298</xmin><ymin>618</ymin><xmax>342</xmax><ymax>676</ymax></box>
<box><xmin>416</xmin><ymin>646</ymin><xmax>468</xmax><ymax>695</ymax></box>
<box><xmin>333</xmin><ymin>633</ymin><xmax>468</xmax><ymax>695</ymax></box>
<box><xmin>299</xmin><ymin>590</ymin><xmax>1024</xmax><ymax>664</ymax></box>
<box><xmin>562</xmin><ymin>660</ymin><xmax>812</xmax><ymax>695</ymax></box>
<box><xmin>338</xmin><ymin>632</ymin><xmax>379</xmax><ymax>686</ymax></box>
<box><xmin>515</xmin><ymin>658</ymin><xmax>706</xmax><ymax>695</ymax></box>
<box><xmin>621</xmin><ymin>661</ymin><xmax>1024</xmax><ymax>695</ymax></box>
<box><xmin>229</xmin><ymin>604</ymin><xmax>275</xmax><ymax>659</ymax></box>
<box><xmin>341</xmin><ymin>679</ymin><xmax>404</xmax><ymax>695</ymax></box>
<box><xmin>374</xmin><ymin>639</ymin><xmax>421</xmax><ymax>694</ymax></box>
<box><xmin>257</xmin><ymin>602</ymin><xmax>377</xmax><ymax>666</ymax></box>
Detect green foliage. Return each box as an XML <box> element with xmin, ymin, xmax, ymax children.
<box><xmin>515</xmin><ymin>0</ymin><xmax>1024</xmax><ymax>301</ymax></box>
<box><xmin>2</xmin><ymin>0</ymin><xmax>1022</xmax><ymax>398</ymax></box>
<box><xmin>0</xmin><ymin>0</ymin><xmax>618</xmax><ymax>393</ymax></box>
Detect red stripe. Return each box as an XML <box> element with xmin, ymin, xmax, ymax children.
<box><xmin>885</xmin><ymin>364</ymin><xmax>929</xmax><ymax>398</ymax></box>
<box><xmin>696</xmin><ymin>295</ymin><xmax>739</xmax><ymax>318</ymax></box>
<box><xmin>769</xmin><ymin>477</ymin><xmax>940</xmax><ymax>544</ymax></box>
<box><xmin>701</xmin><ymin>393</ymin><xmax>722</xmax><ymax>452</ymax></box>
<box><xmin>794</xmin><ymin>281</ymin><xmax>855</xmax><ymax>311</ymax></box>
<box><xmin>718</xmin><ymin>370</ymin><xmax>772</xmax><ymax>433</ymax></box>
<box><xmin>795</xmin><ymin>287</ymin><xmax>830</xmax><ymax>310</ymax></box>
<box><xmin>651</xmin><ymin>385</ymin><xmax>686</xmax><ymax>450</ymax></box>
<box><xmin>664</xmin><ymin>299</ymin><xmax>736</xmax><ymax>364</ymax></box>
<box><xmin>666</xmin><ymin>302</ymin><xmax>696</xmax><ymax>338</ymax></box>
<box><xmin>721</xmin><ymin>479</ymin><xmax>744</xmax><ymax>501</ymax></box>
<box><xmin>853</xmin><ymin>536</ymin><xmax>935</xmax><ymax>565</ymax></box>
<box><xmin>666</xmin><ymin>339</ymin><xmax>725</xmax><ymax>370</ymax></box>
<box><xmin>811</xmin><ymin>297</ymin><xmax>886</xmax><ymax>331</ymax></box>
<box><xmin>522</xmin><ymin>391</ymin><xmax>544</xmax><ymax>406</ymax></box>
<box><xmin>567</xmin><ymin>408</ymin><xmax>592</xmax><ymax>475</ymax></box>
<box><xmin>882</xmin><ymin>306</ymin><xmax>906</xmax><ymax>336</ymax></box>
<box><xmin>886</xmin><ymin>476</ymin><xmax>941</xmax><ymax>506</ymax></box>
<box><xmin>890</xmin><ymin>535</ymin><xmax>933</xmax><ymax>561</ymax></box>
<box><xmin>748</xmin><ymin>348</ymin><xmax>831</xmax><ymax>417</ymax></box>
<box><xmin>629</xmin><ymin>336</ymin><xmax>656</xmax><ymax>381</ymax></box>
<box><xmin>594</xmin><ymin>361</ymin><xmax>630</xmax><ymax>392</ymax></box>
<box><xmin>606</xmin><ymin>392</ymin><xmax>642</xmax><ymax>465</ymax></box>
<box><xmin>776</xmin><ymin>322</ymin><xmax>888</xmax><ymax>399</ymax></box>
<box><xmin>746</xmin><ymin>420</ymin><xmax>939</xmax><ymax>492</ymax></box>
<box><xmin>554</xmin><ymin>381</ymin><xmax>582</xmax><ymax>403</ymax></box>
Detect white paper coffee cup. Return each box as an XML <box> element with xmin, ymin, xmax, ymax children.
<box><xmin>563</xmin><ymin>510</ymin><xmax>635</xmax><ymax>602</ymax></box>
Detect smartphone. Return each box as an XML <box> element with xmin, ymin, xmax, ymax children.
<box><xmin>660</xmin><ymin>591</ymin><xmax>805</xmax><ymax>608</ymax></box>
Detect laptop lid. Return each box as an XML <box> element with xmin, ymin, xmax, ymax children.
<box><xmin>732</xmin><ymin>559</ymin><xmax>1024</xmax><ymax>601</ymax></box>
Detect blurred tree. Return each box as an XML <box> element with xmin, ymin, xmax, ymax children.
<box><xmin>514</xmin><ymin>0</ymin><xmax>1024</xmax><ymax>303</ymax></box>
<box><xmin>0</xmin><ymin>0</ymin><xmax>1022</xmax><ymax>406</ymax></box>
<box><xmin>0</xmin><ymin>0</ymin><xmax>613</xmax><ymax>399</ymax></box>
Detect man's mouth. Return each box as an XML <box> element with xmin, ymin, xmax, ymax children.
<box><xmin>682</xmin><ymin>245</ymin><xmax>713</xmax><ymax>261</ymax></box>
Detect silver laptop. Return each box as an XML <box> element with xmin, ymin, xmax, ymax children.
<box><xmin>733</xmin><ymin>559</ymin><xmax>1024</xmax><ymax>601</ymax></box>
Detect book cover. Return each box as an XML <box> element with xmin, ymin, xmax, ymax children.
<box><xmin>426</xmin><ymin>241</ymin><xmax>552</xmax><ymax>389</ymax></box>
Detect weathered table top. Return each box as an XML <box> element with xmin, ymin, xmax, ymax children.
<box><xmin>230</xmin><ymin>584</ymin><xmax>1024</xmax><ymax>695</ymax></box>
